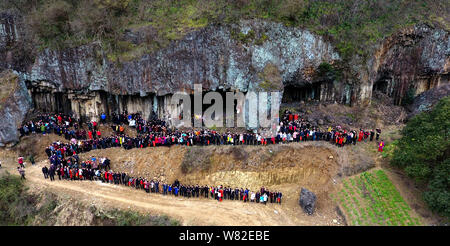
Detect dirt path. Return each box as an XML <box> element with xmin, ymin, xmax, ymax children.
<box><xmin>2</xmin><ymin>130</ymin><xmax>431</xmax><ymax>226</ymax></box>
<box><xmin>13</xmin><ymin>160</ymin><xmax>326</xmax><ymax>226</ymax></box>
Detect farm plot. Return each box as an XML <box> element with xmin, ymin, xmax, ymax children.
<box><xmin>332</xmin><ymin>169</ymin><xmax>422</xmax><ymax>226</ymax></box>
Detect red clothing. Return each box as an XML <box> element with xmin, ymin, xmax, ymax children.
<box><xmin>358</xmin><ymin>131</ymin><xmax>363</xmax><ymax>141</ymax></box>
<box><xmin>378</xmin><ymin>142</ymin><xmax>385</xmax><ymax>152</ymax></box>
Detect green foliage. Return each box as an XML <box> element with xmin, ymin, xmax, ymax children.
<box><xmin>317</xmin><ymin>62</ymin><xmax>343</xmax><ymax>81</ymax></box>
<box><xmin>236</xmin><ymin>30</ymin><xmax>256</xmax><ymax>44</ymax></box>
<box><xmin>423</xmin><ymin>159</ymin><xmax>450</xmax><ymax>218</ymax></box>
<box><xmin>0</xmin><ymin>173</ymin><xmax>37</xmax><ymax>225</ymax></box>
<box><xmin>382</xmin><ymin>140</ymin><xmax>398</xmax><ymax>159</ymax></box>
<box><xmin>318</xmin><ymin>62</ymin><xmax>333</xmax><ymax>75</ymax></box>
<box><xmin>255</xmin><ymin>33</ymin><xmax>268</xmax><ymax>45</ymax></box>
<box><xmin>335</xmin><ymin>169</ymin><xmax>422</xmax><ymax>225</ymax></box>
<box><xmin>391</xmin><ymin>96</ymin><xmax>450</xmax><ymax>218</ymax></box>
<box><xmin>401</xmin><ymin>87</ymin><xmax>417</xmax><ymax>106</ymax></box>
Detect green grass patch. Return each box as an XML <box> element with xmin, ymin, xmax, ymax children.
<box><xmin>334</xmin><ymin>169</ymin><xmax>422</xmax><ymax>226</ymax></box>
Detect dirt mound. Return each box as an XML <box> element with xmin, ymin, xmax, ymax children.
<box><xmin>72</xmin><ymin>142</ymin><xmax>346</xmax><ymax>225</ymax></box>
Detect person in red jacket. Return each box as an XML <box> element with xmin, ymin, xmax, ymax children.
<box><xmin>18</xmin><ymin>156</ymin><xmax>24</xmax><ymax>168</ymax></box>
<box><xmin>108</xmin><ymin>172</ymin><xmax>113</xmax><ymax>184</ymax></box>
<box><xmin>378</xmin><ymin>140</ymin><xmax>385</xmax><ymax>152</ymax></box>
<box><xmin>88</xmin><ymin>130</ymin><xmax>93</xmax><ymax>140</ymax></box>
<box><xmin>219</xmin><ymin>188</ymin><xmax>223</xmax><ymax>202</ymax></box>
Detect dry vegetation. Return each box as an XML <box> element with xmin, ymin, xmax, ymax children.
<box><xmin>0</xmin><ymin>70</ymin><xmax>18</xmax><ymax>107</ymax></box>
<box><xmin>1</xmin><ymin>0</ymin><xmax>447</xmax><ymax>62</ymax></box>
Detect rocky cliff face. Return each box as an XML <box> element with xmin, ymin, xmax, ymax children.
<box><xmin>369</xmin><ymin>24</ymin><xmax>449</xmax><ymax>105</ymax></box>
<box><xmin>0</xmin><ymin>11</ymin><xmax>449</xmax><ymax>146</ymax></box>
<box><xmin>21</xmin><ymin>20</ymin><xmax>347</xmax><ymax>123</ymax></box>
<box><xmin>26</xmin><ymin>20</ymin><xmax>340</xmax><ymax>95</ymax></box>
<box><xmin>0</xmin><ymin>70</ymin><xmax>32</xmax><ymax>146</ymax></box>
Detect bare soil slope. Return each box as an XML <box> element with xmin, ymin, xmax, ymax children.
<box><xmin>1</xmin><ymin>134</ymin><xmax>351</xmax><ymax>225</ymax></box>
<box><xmin>0</xmin><ymin>127</ymin><xmax>438</xmax><ymax>225</ymax></box>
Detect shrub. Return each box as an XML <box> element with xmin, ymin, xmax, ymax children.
<box><xmin>391</xmin><ymin>96</ymin><xmax>450</xmax><ymax>218</ymax></box>
<box><xmin>401</xmin><ymin>87</ymin><xmax>416</xmax><ymax>106</ymax></box>
<box><xmin>28</xmin><ymin>0</ymin><xmax>73</xmax><ymax>49</ymax></box>
<box><xmin>0</xmin><ymin>173</ymin><xmax>37</xmax><ymax>225</ymax></box>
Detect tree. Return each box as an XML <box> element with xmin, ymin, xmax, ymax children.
<box><xmin>391</xmin><ymin>96</ymin><xmax>450</xmax><ymax>218</ymax></box>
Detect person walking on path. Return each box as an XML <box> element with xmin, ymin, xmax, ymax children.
<box><xmin>42</xmin><ymin>166</ymin><xmax>49</xmax><ymax>179</ymax></box>
<box><xmin>18</xmin><ymin>167</ymin><xmax>26</xmax><ymax>180</ymax></box>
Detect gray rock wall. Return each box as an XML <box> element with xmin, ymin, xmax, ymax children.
<box><xmin>0</xmin><ymin>70</ymin><xmax>32</xmax><ymax>146</ymax></box>
<box><xmin>368</xmin><ymin>24</ymin><xmax>449</xmax><ymax>105</ymax></box>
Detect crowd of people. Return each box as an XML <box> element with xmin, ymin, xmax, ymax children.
<box><xmin>41</xmin><ymin>154</ymin><xmax>283</xmax><ymax>205</ymax></box>
<box><xmin>16</xmin><ymin>109</ymin><xmax>384</xmax><ymax>207</ymax></box>
<box><xmin>18</xmin><ymin>113</ymin><xmax>103</xmax><ymax>140</ymax></box>
<box><xmin>278</xmin><ymin>110</ymin><xmax>383</xmax><ymax>149</ymax></box>
<box><xmin>28</xmin><ymin>110</ymin><xmax>383</xmax><ymax>159</ymax></box>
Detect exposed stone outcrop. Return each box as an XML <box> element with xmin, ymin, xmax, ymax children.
<box><xmin>25</xmin><ymin>20</ymin><xmax>341</xmax><ymax>96</ymax></box>
<box><xmin>369</xmin><ymin>24</ymin><xmax>449</xmax><ymax>105</ymax></box>
<box><xmin>299</xmin><ymin>187</ymin><xmax>317</xmax><ymax>215</ymax></box>
<box><xmin>0</xmin><ymin>11</ymin><xmax>34</xmax><ymax>73</ymax></box>
<box><xmin>0</xmin><ymin>70</ymin><xmax>32</xmax><ymax>146</ymax></box>
<box><xmin>19</xmin><ymin>20</ymin><xmax>347</xmax><ymax>122</ymax></box>
<box><xmin>1</xmin><ymin>9</ymin><xmax>450</xmax><ymax>145</ymax></box>
<box><xmin>407</xmin><ymin>83</ymin><xmax>450</xmax><ymax>118</ymax></box>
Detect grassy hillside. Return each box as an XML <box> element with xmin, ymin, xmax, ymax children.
<box><xmin>1</xmin><ymin>0</ymin><xmax>448</xmax><ymax>62</ymax></box>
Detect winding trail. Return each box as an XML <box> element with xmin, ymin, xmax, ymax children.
<box><xmin>15</xmin><ymin>160</ymin><xmax>325</xmax><ymax>226</ymax></box>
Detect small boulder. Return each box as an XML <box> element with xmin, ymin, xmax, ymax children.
<box><xmin>299</xmin><ymin>188</ymin><xmax>317</xmax><ymax>215</ymax></box>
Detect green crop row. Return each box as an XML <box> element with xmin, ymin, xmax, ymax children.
<box><xmin>333</xmin><ymin>169</ymin><xmax>422</xmax><ymax>226</ymax></box>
